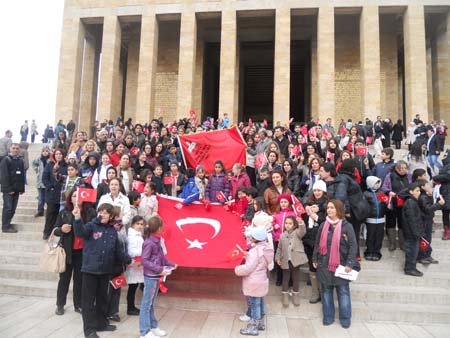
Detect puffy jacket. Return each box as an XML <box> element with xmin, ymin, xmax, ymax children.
<box><xmin>235</xmin><ymin>241</ymin><xmax>274</xmax><ymax>297</ymax></box>
<box><xmin>178</xmin><ymin>177</ymin><xmax>200</xmax><ymax>204</ymax></box>
<box><xmin>272</xmin><ymin>208</ymin><xmax>296</xmax><ymax>242</ymax></box>
<box><xmin>363</xmin><ymin>189</ymin><xmax>386</xmax><ymax>222</ymax></box>
<box><xmin>401</xmin><ymin>194</ymin><xmax>423</xmax><ymax>239</ymax></box>
<box><xmin>141</xmin><ymin>235</ymin><xmax>174</xmax><ymax>278</ymax></box>
<box><xmin>0</xmin><ymin>155</ymin><xmax>26</xmax><ymax>193</ymax></box>
<box><xmin>205</xmin><ymin>173</ymin><xmax>230</xmax><ymax>202</ymax></box>
<box><xmin>73</xmin><ymin>217</ymin><xmax>131</xmax><ymax>274</ymax></box>
<box><xmin>230</xmin><ymin>173</ymin><xmax>251</xmax><ymax>199</ymax></box>
<box><xmin>42</xmin><ymin>161</ymin><xmax>67</xmax><ymax>204</ymax></box>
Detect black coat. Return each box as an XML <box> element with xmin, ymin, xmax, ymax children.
<box><xmin>301</xmin><ymin>196</ymin><xmax>327</xmax><ymax>248</ymax></box>
<box><xmin>433</xmin><ymin>154</ymin><xmax>450</xmax><ymax>210</ymax></box>
<box><xmin>164</xmin><ymin>173</ymin><xmax>185</xmax><ymax>196</ymax></box>
<box><xmin>326</xmin><ymin>176</ymin><xmax>348</xmax><ymax>212</ymax></box>
<box><xmin>73</xmin><ymin>217</ymin><xmax>131</xmax><ymax>275</ymax></box>
<box><xmin>363</xmin><ymin>189</ymin><xmax>386</xmax><ymax>220</ymax></box>
<box><xmin>426</xmin><ymin>134</ymin><xmax>441</xmax><ymax>155</ymax></box>
<box><xmin>402</xmin><ymin>195</ymin><xmax>423</xmax><ymax>239</ymax></box>
<box><xmin>312</xmin><ymin>219</ymin><xmax>358</xmax><ymax>286</ymax></box>
<box><xmin>0</xmin><ymin>155</ymin><xmax>25</xmax><ymax>193</ymax></box>
<box><xmin>54</xmin><ymin>208</ymin><xmax>96</xmax><ymax>265</ymax></box>
<box><xmin>392</xmin><ymin>123</ymin><xmax>404</xmax><ymax>141</ymax></box>
<box><xmin>418</xmin><ymin>191</ymin><xmax>441</xmax><ymax>224</ymax></box>
<box><xmin>42</xmin><ymin>161</ymin><xmax>67</xmax><ymax>204</ymax></box>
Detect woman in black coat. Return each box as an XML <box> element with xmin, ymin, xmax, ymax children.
<box><xmin>54</xmin><ymin>189</ymin><xmax>96</xmax><ymax>315</ymax></box>
<box><xmin>42</xmin><ymin>149</ymin><xmax>67</xmax><ymax>240</ymax></box>
<box><xmin>392</xmin><ymin>119</ymin><xmax>404</xmax><ymax>149</ymax></box>
<box><xmin>381</xmin><ymin>119</ymin><xmax>392</xmax><ymax>149</ymax></box>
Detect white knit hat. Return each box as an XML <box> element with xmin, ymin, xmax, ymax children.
<box><xmin>312</xmin><ymin>180</ymin><xmax>327</xmax><ymax>193</ymax></box>
<box><xmin>366</xmin><ymin>176</ymin><xmax>381</xmax><ymax>190</ymax></box>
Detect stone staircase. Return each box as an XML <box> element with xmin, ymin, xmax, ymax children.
<box><xmin>1</xmin><ymin>143</ymin><xmax>450</xmax><ymax>324</ymax></box>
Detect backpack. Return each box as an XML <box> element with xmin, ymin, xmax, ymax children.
<box><xmin>346</xmin><ymin>176</ymin><xmax>370</xmax><ymax>222</ymax></box>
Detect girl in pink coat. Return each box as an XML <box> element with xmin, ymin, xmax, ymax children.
<box><xmin>272</xmin><ymin>193</ymin><xmax>296</xmax><ymax>285</ymax></box>
<box><xmin>235</xmin><ymin>226</ymin><xmax>274</xmax><ymax>336</ymax></box>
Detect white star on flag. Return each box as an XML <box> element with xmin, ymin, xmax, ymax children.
<box><xmin>186</xmin><ymin>239</ymin><xmax>207</xmax><ymax>249</ymax></box>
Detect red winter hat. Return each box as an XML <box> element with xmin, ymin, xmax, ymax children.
<box><xmin>277</xmin><ymin>193</ymin><xmax>292</xmax><ymax>205</ymax></box>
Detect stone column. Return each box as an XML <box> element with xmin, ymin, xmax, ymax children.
<box><xmin>435</xmin><ymin>12</ymin><xmax>450</xmax><ymax>123</ymax></box>
<box><xmin>136</xmin><ymin>14</ymin><xmax>159</xmax><ymax>122</ymax></box>
<box><xmin>79</xmin><ymin>36</ymin><xmax>97</xmax><ymax>134</ymax></box>
<box><xmin>360</xmin><ymin>6</ymin><xmax>381</xmax><ymax>122</ymax></box>
<box><xmin>176</xmin><ymin>11</ymin><xmax>197</xmax><ymax>120</ymax></box>
<box><xmin>124</xmin><ymin>37</ymin><xmax>140</xmax><ymax>121</ymax></box>
<box><xmin>97</xmin><ymin>16</ymin><xmax>122</xmax><ymax>123</ymax></box>
<box><xmin>55</xmin><ymin>18</ymin><xmax>85</xmax><ymax>125</ymax></box>
<box><xmin>218</xmin><ymin>10</ymin><xmax>238</xmax><ymax>124</ymax></box>
<box><xmin>403</xmin><ymin>5</ymin><xmax>428</xmax><ymax>123</ymax></box>
<box><xmin>273</xmin><ymin>7</ymin><xmax>291</xmax><ymax>126</ymax></box>
<box><xmin>317</xmin><ymin>6</ymin><xmax>335</xmax><ymax>125</ymax></box>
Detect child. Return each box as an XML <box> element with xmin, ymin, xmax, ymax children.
<box><xmin>256</xmin><ymin>168</ymin><xmax>270</xmax><ymax>196</ymax></box>
<box><xmin>364</xmin><ymin>176</ymin><xmax>387</xmax><ymax>261</ymax></box>
<box><xmin>275</xmin><ymin>216</ymin><xmax>307</xmax><ymax>307</ymax></box>
<box><xmin>416</xmin><ymin>179</ymin><xmax>445</xmax><ymax>264</ymax></box>
<box><xmin>235</xmin><ymin>226</ymin><xmax>274</xmax><ymax>336</ymax></box>
<box><xmin>62</xmin><ymin>164</ymin><xmax>82</xmax><ymax>209</ymax></box>
<box><xmin>125</xmin><ymin>215</ymin><xmax>145</xmax><ymax>316</ymax></box>
<box><xmin>152</xmin><ymin>165</ymin><xmax>166</xmax><ymax>194</ymax></box>
<box><xmin>127</xmin><ymin>191</ymin><xmax>142</xmax><ymax>227</ymax></box>
<box><xmin>242</xmin><ymin>187</ymin><xmax>258</xmax><ymax>223</ymax></box>
<box><xmin>178</xmin><ymin>168</ymin><xmax>200</xmax><ymax>204</ymax></box>
<box><xmin>227</xmin><ymin>188</ymin><xmax>249</xmax><ymax>218</ymax></box>
<box><xmin>401</xmin><ymin>183</ymin><xmax>425</xmax><ymax>277</ymax></box>
<box><xmin>244</xmin><ymin>198</ymin><xmax>273</xmax><ymax>244</ymax></box>
<box><xmin>301</xmin><ymin>180</ymin><xmax>327</xmax><ymax>303</ymax></box>
<box><xmin>194</xmin><ymin>165</ymin><xmax>208</xmax><ymax>200</ymax></box>
<box><xmin>140</xmin><ymin>182</ymin><xmax>158</xmax><ymax>220</ymax></box>
<box><xmin>140</xmin><ymin>216</ymin><xmax>176</xmax><ymax>338</ymax></box>
<box><xmin>272</xmin><ymin>194</ymin><xmax>296</xmax><ymax>286</ymax></box>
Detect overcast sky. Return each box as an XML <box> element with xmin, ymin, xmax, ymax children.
<box><xmin>0</xmin><ymin>1</ymin><xmax>64</xmax><ymax>142</ymax></box>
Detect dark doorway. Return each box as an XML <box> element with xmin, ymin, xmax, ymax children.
<box><xmin>202</xmin><ymin>42</ymin><xmax>220</xmax><ymax>120</ymax></box>
<box><xmin>290</xmin><ymin>40</ymin><xmax>311</xmax><ymax>122</ymax></box>
<box><xmin>239</xmin><ymin>42</ymin><xmax>275</xmax><ymax>122</ymax></box>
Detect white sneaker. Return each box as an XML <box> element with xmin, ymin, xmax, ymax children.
<box><xmin>140</xmin><ymin>332</ymin><xmax>156</xmax><ymax>338</ymax></box>
<box><xmin>239</xmin><ymin>314</ymin><xmax>251</xmax><ymax>322</ymax></box>
<box><xmin>151</xmin><ymin>328</ymin><xmax>167</xmax><ymax>337</ymax></box>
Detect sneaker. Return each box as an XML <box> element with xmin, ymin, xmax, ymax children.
<box><xmin>239</xmin><ymin>314</ymin><xmax>251</xmax><ymax>322</ymax></box>
<box><xmin>256</xmin><ymin>319</ymin><xmax>265</xmax><ymax>331</ymax></box>
<box><xmin>151</xmin><ymin>328</ymin><xmax>167</xmax><ymax>337</ymax></box>
<box><xmin>55</xmin><ymin>305</ymin><xmax>64</xmax><ymax>315</ymax></box>
<box><xmin>140</xmin><ymin>332</ymin><xmax>156</xmax><ymax>338</ymax></box>
<box><xmin>240</xmin><ymin>321</ymin><xmax>259</xmax><ymax>336</ymax></box>
<box><xmin>108</xmin><ymin>314</ymin><xmax>120</xmax><ymax>322</ymax></box>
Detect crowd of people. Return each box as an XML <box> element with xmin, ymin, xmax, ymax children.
<box><xmin>0</xmin><ymin>113</ymin><xmax>449</xmax><ymax>337</ymax></box>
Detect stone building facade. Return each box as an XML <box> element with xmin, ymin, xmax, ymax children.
<box><xmin>55</xmin><ymin>1</ymin><xmax>450</xmax><ymax>131</ymax></box>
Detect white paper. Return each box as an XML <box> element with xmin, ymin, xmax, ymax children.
<box><xmin>334</xmin><ymin>265</ymin><xmax>359</xmax><ymax>281</ymax></box>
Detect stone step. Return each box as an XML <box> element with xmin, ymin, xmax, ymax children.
<box><xmin>0</xmin><ymin>231</ymin><xmax>44</xmax><ymax>241</ymax></box>
<box><xmin>0</xmin><ymin>200</ymin><xmax>40</xmax><ymax>208</ymax></box>
<box><xmin>355</xmin><ymin>269</ymin><xmax>450</xmax><ymax>288</ymax></box>
<box><xmin>0</xmin><ymin>264</ymin><xmax>58</xmax><ymax>281</ymax></box>
<box><xmin>0</xmin><ymin>240</ymin><xmax>49</xmax><ymax>253</ymax></box>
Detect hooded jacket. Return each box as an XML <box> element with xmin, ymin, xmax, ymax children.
<box><xmin>363</xmin><ymin>177</ymin><xmax>386</xmax><ymax>223</ymax></box>
<box><xmin>235</xmin><ymin>241</ymin><xmax>274</xmax><ymax>297</ymax></box>
<box><xmin>178</xmin><ymin>177</ymin><xmax>200</xmax><ymax>204</ymax></box>
<box><xmin>401</xmin><ymin>193</ymin><xmax>423</xmax><ymax>239</ymax></box>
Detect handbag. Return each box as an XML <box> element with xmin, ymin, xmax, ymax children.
<box><xmin>39</xmin><ymin>228</ymin><xmax>66</xmax><ymax>273</ymax></box>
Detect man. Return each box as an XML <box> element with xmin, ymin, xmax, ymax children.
<box><xmin>0</xmin><ymin>130</ymin><xmax>13</xmax><ymax>163</ymax></box>
<box><xmin>54</xmin><ymin>120</ymin><xmax>66</xmax><ymax>137</ymax></box>
<box><xmin>133</xmin><ymin>124</ymin><xmax>146</xmax><ymax>149</ymax></box>
<box><xmin>0</xmin><ymin>143</ymin><xmax>25</xmax><ymax>233</ymax></box>
<box><xmin>96</xmin><ymin>129</ymin><xmax>109</xmax><ymax>152</ymax></box>
<box><xmin>426</xmin><ymin>125</ymin><xmax>442</xmax><ymax>175</ymax></box>
<box><xmin>323</xmin><ymin>118</ymin><xmax>336</xmax><ymax>137</ymax></box>
<box><xmin>20</xmin><ymin>120</ymin><xmax>29</xmax><ymax>142</ymax></box>
<box><xmin>30</xmin><ymin>120</ymin><xmax>38</xmax><ymax>143</ymax></box>
<box><xmin>413</xmin><ymin>114</ymin><xmax>423</xmax><ymax>126</ymax></box>
<box><xmin>67</xmin><ymin>119</ymin><xmax>76</xmax><ymax>140</ymax></box>
<box><xmin>273</xmin><ymin>126</ymin><xmax>289</xmax><ymax>158</ymax></box>
<box><xmin>255</xmin><ymin>129</ymin><xmax>270</xmax><ymax>154</ymax></box>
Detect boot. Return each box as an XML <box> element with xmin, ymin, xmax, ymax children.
<box><xmin>240</xmin><ymin>320</ymin><xmax>259</xmax><ymax>336</ymax></box>
<box><xmin>397</xmin><ymin>229</ymin><xmax>405</xmax><ymax>251</ymax></box>
<box><xmin>309</xmin><ymin>272</ymin><xmax>321</xmax><ymax>304</ymax></box>
<box><xmin>387</xmin><ymin>229</ymin><xmax>397</xmax><ymax>251</ymax></box>
<box><xmin>442</xmin><ymin>226</ymin><xmax>450</xmax><ymax>240</ymax></box>
<box><xmin>282</xmin><ymin>292</ymin><xmax>289</xmax><ymax>308</ymax></box>
<box><xmin>292</xmin><ymin>292</ymin><xmax>300</xmax><ymax>306</ymax></box>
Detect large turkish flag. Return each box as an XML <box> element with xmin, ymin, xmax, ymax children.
<box><xmin>158</xmin><ymin>195</ymin><xmax>247</xmax><ymax>269</ymax></box>
<box><xmin>178</xmin><ymin>127</ymin><xmax>246</xmax><ymax>174</ymax></box>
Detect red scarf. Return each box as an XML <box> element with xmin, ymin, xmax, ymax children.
<box><xmin>318</xmin><ymin>217</ymin><xmax>342</xmax><ymax>272</ymax></box>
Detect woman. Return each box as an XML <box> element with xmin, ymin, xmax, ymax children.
<box><xmin>133</xmin><ymin>151</ymin><xmax>153</xmax><ymax>180</ymax></box>
<box><xmin>116</xmin><ymin>154</ymin><xmax>133</xmax><ymax>194</ymax></box>
<box><xmin>81</xmin><ymin>139</ymin><xmax>100</xmax><ymax>163</ymax></box>
<box><xmin>42</xmin><ymin>149</ymin><xmax>68</xmax><ymax>240</ymax></box>
<box><xmin>98</xmin><ymin>177</ymin><xmax>132</xmax><ymax>225</ymax></box>
<box><xmin>53</xmin><ymin>131</ymin><xmax>69</xmax><ymax>152</ymax></box>
<box><xmin>67</xmin><ymin>131</ymin><xmax>86</xmax><ymax>161</ymax></box>
<box><xmin>110</xmin><ymin>143</ymin><xmax>126</xmax><ymax>168</ymax></box>
<box><xmin>282</xmin><ymin>159</ymin><xmax>300</xmax><ymax>196</ymax></box>
<box><xmin>392</xmin><ymin>119</ymin><xmax>404</xmax><ymax>150</ymax></box>
<box><xmin>105</xmin><ymin>140</ymin><xmax>115</xmax><ymax>158</ymax></box>
<box><xmin>263</xmin><ymin>169</ymin><xmax>292</xmax><ymax>215</ymax></box>
<box><xmin>261</xmin><ymin>151</ymin><xmax>282</xmax><ymax>173</ymax></box>
<box><xmin>312</xmin><ymin>199</ymin><xmax>357</xmax><ymax>328</ymax></box>
<box><xmin>230</xmin><ymin>163</ymin><xmax>251</xmax><ymax>199</ymax></box>
<box><xmin>151</xmin><ymin>143</ymin><xmax>166</xmax><ymax>168</ymax></box>
<box><xmin>54</xmin><ymin>189</ymin><xmax>96</xmax><ymax>316</ymax></box>
<box><xmin>246</xmin><ymin>136</ymin><xmax>257</xmax><ymax>186</ymax></box>
<box><xmin>300</xmin><ymin>156</ymin><xmax>323</xmax><ymax>195</ymax></box>
<box><xmin>381</xmin><ymin>119</ymin><xmax>392</xmax><ymax>149</ymax></box>
<box><xmin>325</xmin><ymin>138</ymin><xmax>341</xmax><ymax>163</ymax></box>
<box><xmin>143</xmin><ymin>143</ymin><xmax>157</xmax><ymax>168</ymax></box>
<box><xmin>406</xmin><ymin>122</ymin><xmax>417</xmax><ymax>151</ymax></box>
<box><xmin>96</xmin><ymin>167</ymin><xmax>126</xmax><ymax>204</ymax></box>
<box><xmin>205</xmin><ymin>160</ymin><xmax>230</xmax><ymax>203</ymax></box>
<box><xmin>32</xmin><ymin>146</ymin><xmax>51</xmax><ymax>217</ymax></box>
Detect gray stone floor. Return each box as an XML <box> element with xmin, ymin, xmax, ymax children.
<box><xmin>0</xmin><ymin>295</ymin><xmax>449</xmax><ymax>338</ymax></box>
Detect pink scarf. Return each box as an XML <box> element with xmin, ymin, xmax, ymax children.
<box><xmin>318</xmin><ymin>216</ymin><xmax>342</xmax><ymax>272</ymax></box>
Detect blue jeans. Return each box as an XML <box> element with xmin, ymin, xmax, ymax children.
<box><xmin>139</xmin><ymin>276</ymin><xmax>159</xmax><ymax>336</ymax></box>
<box><xmin>37</xmin><ymin>188</ymin><xmax>45</xmax><ymax>214</ymax></box>
<box><xmin>321</xmin><ymin>283</ymin><xmax>351</xmax><ymax>327</ymax></box>
<box><xmin>428</xmin><ymin>154</ymin><xmax>443</xmax><ymax>173</ymax></box>
<box><xmin>404</xmin><ymin>237</ymin><xmax>419</xmax><ymax>272</ymax></box>
<box><xmin>2</xmin><ymin>192</ymin><xmax>19</xmax><ymax>230</ymax></box>
<box><xmin>245</xmin><ymin>296</ymin><xmax>265</xmax><ymax>320</ymax></box>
